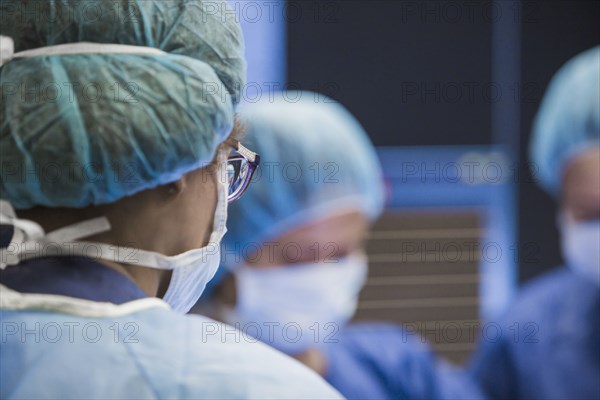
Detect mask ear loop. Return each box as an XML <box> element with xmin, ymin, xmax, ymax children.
<box><xmin>45</xmin><ymin>218</ymin><xmax>112</xmax><ymax>243</ymax></box>
<box><xmin>0</xmin><ymin>200</ymin><xmax>112</xmax><ymax>268</ymax></box>
<box><xmin>0</xmin><ymin>200</ymin><xmax>45</xmax><ymax>241</ymax></box>
<box><xmin>211</xmin><ymin>152</ymin><xmax>229</xmax><ymax>244</ymax></box>
<box><xmin>0</xmin><ymin>200</ymin><xmax>44</xmax><ymax>268</ymax></box>
<box><xmin>0</xmin><ymin>200</ymin><xmax>16</xmax><ymax>219</ymax></box>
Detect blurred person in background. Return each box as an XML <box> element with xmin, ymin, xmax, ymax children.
<box><xmin>469</xmin><ymin>46</ymin><xmax>600</xmax><ymax>399</ymax></box>
<box><xmin>0</xmin><ymin>1</ymin><xmax>342</xmax><ymax>398</ymax></box>
<box><xmin>195</xmin><ymin>91</ymin><xmax>485</xmax><ymax>400</ymax></box>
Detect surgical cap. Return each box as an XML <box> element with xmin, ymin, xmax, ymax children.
<box><xmin>0</xmin><ymin>0</ymin><xmax>245</xmax><ymax>208</ymax></box>
<box><xmin>530</xmin><ymin>46</ymin><xmax>600</xmax><ymax>196</ymax></box>
<box><xmin>223</xmin><ymin>91</ymin><xmax>385</xmax><ymax>264</ymax></box>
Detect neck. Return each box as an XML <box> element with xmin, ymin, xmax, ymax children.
<box><xmin>98</xmin><ymin>259</ymin><xmax>170</xmax><ymax>297</ymax></box>
<box><xmin>16</xmin><ymin>206</ymin><xmax>173</xmax><ymax>298</ymax></box>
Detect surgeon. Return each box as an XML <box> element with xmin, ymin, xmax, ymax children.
<box><xmin>0</xmin><ymin>1</ymin><xmax>342</xmax><ymax>398</ymax></box>
<box><xmin>196</xmin><ymin>91</ymin><xmax>486</xmax><ymax>400</ymax></box>
<box><xmin>469</xmin><ymin>46</ymin><xmax>600</xmax><ymax>399</ymax></box>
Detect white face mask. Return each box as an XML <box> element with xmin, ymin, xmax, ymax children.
<box><xmin>226</xmin><ymin>253</ymin><xmax>368</xmax><ymax>355</ymax></box>
<box><xmin>0</xmin><ymin>175</ymin><xmax>228</xmax><ymax>313</ymax></box>
<box><xmin>560</xmin><ymin>215</ymin><xmax>600</xmax><ymax>286</ymax></box>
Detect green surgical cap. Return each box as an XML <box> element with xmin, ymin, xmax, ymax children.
<box><xmin>530</xmin><ymin>46</ymin><xmax>600</xmax><ymax>196</ymax></box>
<box><xmin>0</xmin><ymin>0</ymin><xmax>246</xmax><ymax>208</ymax></box>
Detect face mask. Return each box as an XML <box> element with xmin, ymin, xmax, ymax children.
<box><xmin>0</xmin><ymin>173</ymin><xmax>228</xmax><ymax>313</ymax></box>
<box><xmin>559</xmin><ymin>215</ymin><xmax>600</xmax><ymax>286</ymax></box>
<box><xmin>226</xmin><ymin>253</ymin><xmax>368</xmax><ymax>355</ymax></box>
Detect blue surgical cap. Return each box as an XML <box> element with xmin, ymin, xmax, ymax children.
<box><xmin>0</xmin><ymin>0</ymin><xmax>245</xmax><ymax>209</ymax></box>
<box><xmin>530</xmin><ymin>46</ymin><xmax>600</xmax><ymax>196</ymax></box>
<box><xmin>222</xmin><ymin>91</ymin><xmax>385</xmax><ymax>266</ymax></box>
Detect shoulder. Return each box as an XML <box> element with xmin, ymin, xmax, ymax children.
<box><xmin>471</xmin><ymin>267</ymin><xmax>599</xmax><ymax>362</ymax></box>
<box><xmin>470</xmin><ymin>269</ymin><xmax>600</xmax><ymax>399</ymax></box>
<box><xmin>505</xmin><ymin>267</ymin><xmax>598</xmax><ymax>323</ymax></box>
<box><xmin>324</xmin><ymin>322</ymin><xmax>485</xmax><ymax>400</ymax></box>
<box><xmin>323</xmin><ymin>322</ymin><xmax>436</xmax><ymax>370</ymax></box>
<box><xmin>142</xmin><ymin>309</ymin><xmax>344</xmax><ymax>399</ymax></box>
<box><xmin>1</xmin><ymin>306</ymin><xmax>341</xmax><ymax>399</ymax></box>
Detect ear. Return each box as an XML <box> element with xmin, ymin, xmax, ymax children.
<box><xmin>166</xmin><ymin>176</ymin><xmax>187</xmax><ymax>196</ymax></box>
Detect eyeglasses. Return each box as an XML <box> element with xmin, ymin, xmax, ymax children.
<box><xmin>227</xmin><ymin>141</ymin><xmax>260</xmax><ymax>203</ymax></box>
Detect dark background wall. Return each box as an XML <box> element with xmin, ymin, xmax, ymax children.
<box><xmin>287</xmin><ymin>0</ymin><xmax>600</xmax><ymax>284</ymax></box>
<box><xmin>287</xmin><ymin>0</ymin><xmax>493</xmax><ymax>146</ymax></box>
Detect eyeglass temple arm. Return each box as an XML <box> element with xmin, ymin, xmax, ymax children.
<box><xmin>235</xmin><ymin>142</ymin><xmax>260</xmax><ymax>165</ymax></box>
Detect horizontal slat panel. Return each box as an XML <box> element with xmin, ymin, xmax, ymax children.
<box><xmin>367</xmin><ymin>240</ymin><xmax>484</xmax><ymax>260</ymax></box>
<box><xmin>358</xmin><ymin>209</ymin><xmax>482</xmax><ymax>365</ymax></box>
<box><xmin>366</xmin><ymin>274</ymin><xmax>479</xmax><ymax>286</ymax></box>
<box><xmin>373</xmin><ymin>211</ymin><xmax>481</xmax><ymax>230</ymax></box>
<box><xmin>354</xmin><ymin>304</ymin><xmax>478</xmax><ymax>323</ymax></box>
<box><xmin>360</xmin><ymin>282</ymin><xmax>478</xmax><ymax>300</ymax></box>
<box><xmin>367</xmin><ymin>261</ymin><xmax>478</xmax><ymax>277</ymax></box>
<box><xmin>367</xmin><ymin>228</ymin><xmax>482</xmax><ymax>240</ymax></box>
<box><xmin>357</xmin><ymin>296</ymin><xmax>478</xmax><ymax>310</ymax></box>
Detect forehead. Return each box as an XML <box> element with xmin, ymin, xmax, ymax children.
<box><xmin>277</xmin><ymin>210</ymin><xmax>370</xmax><ymax>247</ymax></box>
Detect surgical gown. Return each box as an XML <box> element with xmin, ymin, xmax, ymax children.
<box><xmin>322</xmin><ymin>323</ymin><xmax>486</xmax><ymax>400</ymax></box>
<box><xmin>0</xmin><ymin>255</ymin><xmax>342</xmax><ymax>399</ymax></box>
<box><xmin>469</xmin><ymin>267</ymin><xmax>600</xmax><ymax>399</ymax></box>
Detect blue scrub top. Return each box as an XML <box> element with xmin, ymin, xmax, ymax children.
<box><xmin>0</xmin><ymin>255</ymin><xmax>343</xmax><ymax>399</ymax></box>
<box><xmin>469</xmin><ymin>267</ymin><xmax>600</xmax><ymax>400</ymax></box>
<box><xmin>322</xmin><ymin>323</ymin><xmax>486</xmax><ymax>400</ymax></box>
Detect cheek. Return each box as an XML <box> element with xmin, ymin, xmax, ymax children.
<box><xmin>563</xmin><ymin>191</ymin><xmax>600</xmax><ymax>222</ymax></box>
<box><xmin>562</xmin><ymin>149</ymin><xmax>600</xmax><ymax>221</ymax></box>
<box><xmin>203</xmin><ymin>179</ymin><xmax>219</xmax><ymax>239</ymax></box>
<box><xmin>189</xmin><ymin>172</ymin><xmax>219</xmax><ymax>247</ymax></box>
<box><xmin>563</xmin><ymin>174</ymin><xmax>600</xmax><ymax>221</ymax></box>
